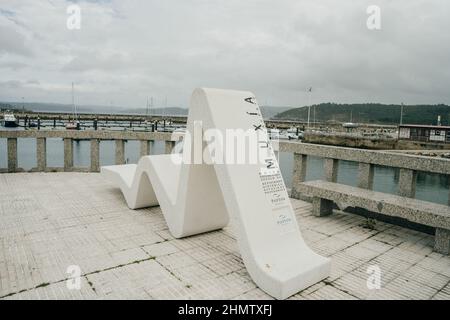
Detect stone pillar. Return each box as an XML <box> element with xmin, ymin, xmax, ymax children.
<box><xmin>7</xmin><ymin>138</ymin><xmax>17</xmax><ymax>173</ymax></box>
<box><xmin>312</xmin><ymin>197</ymin><xmax>333</xmax><ymax>217</ymax></box>
<box><xmin>165</xmin><ymin>140</ymin><xmax>175</xmax><ymax>154</ymax></box>
<box><xmin>63</xmin><ymin>138</ymin><xmax>73</xmax><ymax>171</ymax></box>
<box><xmin>324</xmin><ymin>158</ymin><xmax>339</xmax><ymax>182</ymax></box>
<box><xmin>291</xmin><ymin>153</ymin><xmax>307</xmax><ymax>199</ymax></box>
<box><xmin>448</xmin><ymin>176</ymin><xmax>450</xmax><ymax>207</ymax></box>
<box><xmin>36</xmin><ymin>137</ymin><xmax>46</xmax><ymax>171</ymax></box>
<box><xmin>434</xmin><ymin>228</ymin><xmax>450</xmax><ymax>255</ymax></box>
<box><xmin>357</xmin><ymin>162</ymin><xmax>374</xmax><ymax>189</ymax></box>
<box><xmin>90</xmin><ymin>139</ymin><xmax>100</xmax><ymax>172</ymax></box>
<box><xmin>115</xmin><ymin>140</ymin><xmax>125</xmax><ymax>165</ymax></box>
<box><xmin>140</xmin><ymin>140</ymin><xmax>150</xmax><ymax>157</ymax></box>
<box><xmin>398</xmin><ymin>168</ymin><xmax>416</xmax><ymax>198</ymax></box>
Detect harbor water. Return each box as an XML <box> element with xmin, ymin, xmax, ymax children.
<box><xmin>0</xmin><ymin>129</ymin><xmax>448</xmax><ymax>206</ymax></box>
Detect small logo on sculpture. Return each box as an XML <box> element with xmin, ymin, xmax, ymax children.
<box><xmin>276</xmin><ymin>214</ymin><xmax>292</xmax><ymax>226</ymax></box>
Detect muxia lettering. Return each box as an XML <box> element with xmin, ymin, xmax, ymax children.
<box><xmin>244</xmin><ymin>97</ymin><xmax>256</xmax><ymax>104</ymax></box>
<box><xmin>265</xmin><ymin>159</ymin><xmax>275</xmax><ymax>169</ymax></box>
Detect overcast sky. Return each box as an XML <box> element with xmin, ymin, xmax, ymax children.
<box><xmin>0</xmin><ymin>0</ymin><xmax>449</xmax><ymax>109</ymax></box>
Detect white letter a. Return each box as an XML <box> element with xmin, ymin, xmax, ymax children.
<box><xmin>67</xmin><ymin>5</ymin><xmax>81</xmax><ymax>30</ymax></box>
<box><xmin>366</xmin><ymin>5</ymin><xmax>381</xmax><ymax>30</ymax></box>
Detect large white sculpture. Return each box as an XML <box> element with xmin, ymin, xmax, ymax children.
<box><xmin>102</xmin><ymin>88</ymin><xmax>330</xmax><ymax>299</ymax></box>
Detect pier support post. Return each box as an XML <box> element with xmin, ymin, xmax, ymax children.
<box><xmin>7</xmin><ymin>138</ymin><xmax>17</xmax><ymax>173</ymax></box>
<box><xmin>90</xmin><ymin>139</ymin><xmax>100</xmax><ymax>172</ymax></box>
<box><xmin>64</xmin><ymin>138</ymin><xmax>73</xmax><ymax>171</ymax></box>
<box><xmin>115</xmin><ymin>140</ymin><xmax>125</xmax><ymax>165</ymax></box>
<box><xmin>312</xmin><ymin>197</ymin><xmax>333</xmax><ymax>217</ymax></box>
<box><xmin>357</xmin><ymin>163</ymin><xmax>374</xmax><ymax>189</ymax></box>
<box><xmin>324</xmin><ymin>158</ymin><xmax>339</xmax><ymax>182</ymax></box>
<box><xmin>434</xmin><ymin>228</ymin><xmax>450</xmax><ymax>255</ymax></box>
<box><xmin>291</xmin><ymin>153</ymin><xmax>307</xmax><ymax>199</ymax></box>
<box><xmin>140</xmin><ymin>140</ymin><xmax>150</xmax><ymax>157</ymax></box>
<box><xmin>398</xmin><ymin>168</ymin><xmax>416</xmax><ymax>198</ymax></box>
<box><xmin>36</xmin><ymin>137</ymin><xmax>46</xmax><ymax>171</ymax></box>
<box><xmin>165</xmin><ymin>140</ymin><xmax>175</xmax><ymax>154</ymax></box>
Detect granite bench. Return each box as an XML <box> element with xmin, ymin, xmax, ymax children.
<box><xmin>297</xmin><ymin>180</ymin><xmax>450</xmax><ymax>255</ymax></box>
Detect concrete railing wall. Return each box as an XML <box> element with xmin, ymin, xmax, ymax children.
<box><xmin>1</xmin><ymin>130</ymin><xmax>449</xmax><ymax>205</ymax></box>
<box><xmin>0</xmin><ymin>130</ymin><xmax>176</xmax><ymax>173</ymax></box>
<box><xmin>280</xmin><ymin>141</ymin><xmax>450</xmax><ymax>206</ymax></box>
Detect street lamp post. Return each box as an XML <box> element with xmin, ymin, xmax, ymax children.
<box><xmin>400</xmin><ymin>103</ymin><xmax>404</xmax><ymax>125</ymax></box>
<box><xmin>307</xmin><ymin>87</ymin><xmax>312</xmax><ymax>128</ymax></box>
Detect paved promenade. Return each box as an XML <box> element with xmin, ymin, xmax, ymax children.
<box><xmin>0</xmin><ymin>173</ymin><xmax>449</xmax><ymax>299</ymax></box>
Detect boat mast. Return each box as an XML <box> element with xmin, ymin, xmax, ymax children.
<box><xmin>164</xmin><ymin>96</ymin><xmax>167</xmax><ymax>117</ymax></box>
<box><xmin>71</xmin><ymin>82</ymin><xmax>76</xmax><ymax>121</ymax></box>
<box><xmin>150</xmin><ymin>97</ymin><xmax>153</xmax><ymax>117</ymax></box>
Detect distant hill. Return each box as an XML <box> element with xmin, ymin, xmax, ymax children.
<box><xmin>7</xmin><ymin>100</ymin><xmax>447</xmax><ymax>125</ymax></box>
<box><xmin>0</xmin><ymin>101</ymin><xmax>291</xmax><ymax>119</ymax></box>
<box><xmin>259</xmin><ymin>106</ymin><xmax>292</xmax><ymax>119</ymax></box>
<box><xmin>0</xmin><ymin>101</ymin><xmax>188</xmax><ymax>116</ymax></box>
<box><xmin>274</xmin><ymin>103</ymin><xmax>450</xmax><ymax>126</ymax></box>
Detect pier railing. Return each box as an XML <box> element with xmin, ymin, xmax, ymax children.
<box><xmin>1</xmin><ymin>130</ymin><xmax>449</xmax><ymax>205</ymax></box>
<box><xmin>0</xmin><ymin>130</ymin><xmax>176</xmax><ymax>173</ymax></box>
<box><xmin>281</xmin><ymin>141</ymin><xmax>450</xmax><ymax>205</ymax></box>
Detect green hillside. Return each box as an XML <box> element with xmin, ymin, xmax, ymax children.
<box><xmin>273</xmin><ymin>103</ymin><xmax>450</xmax><ymax>126</ymax></box>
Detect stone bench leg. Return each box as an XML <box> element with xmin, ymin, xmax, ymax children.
<box><xmin>312</xmin><ymin>197</ymin><xmax>333</xmax><ymax>217</ymax></box>
<box><xmin>434</xmin><ymin>228</ymin><xmax>450</xmax><ymax>255</ymax></box>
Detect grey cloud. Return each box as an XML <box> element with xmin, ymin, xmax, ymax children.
<box><xmin>0</xmin><ymin>25</ymin><xmax>33</xmax><ymax>57</ymax></box>
<box><xmin>0</xmin><ymin>0</ymin><xmax>449</xmax><ymax>108</ymax></box>
<box><xmin>0</xmin><ymin>80</ymin><xmax>23</xmax><ymax>88</ymax></box>
<box><xmin>0</xmin><ymin>61</ymin><xmax>28</xmax><ymax>70</ymax></box>
<box><xmin>62</xmin><ymin>52</ymin><xmax>129</xmax><ymax>72</ymax></box>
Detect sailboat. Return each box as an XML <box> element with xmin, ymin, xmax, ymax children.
<box><xmin>2</xmin><ymin>111</ymin><xmax>19</xmax><ymax>127</ymax></box>
<box><xmin>343</xmin><ymin>111</ymin><xmax>359</xmax><ymax>128</ymax></box>
<box><xmin>66</xmin><ymin>82</ymin><xmax>80</xmax><ymax>130</ymax></box>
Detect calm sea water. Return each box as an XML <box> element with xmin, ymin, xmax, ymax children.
<box><xmin>0</xmin><ymin>133</ymin><xmax>448</xmax><ymax>205</ymax></box>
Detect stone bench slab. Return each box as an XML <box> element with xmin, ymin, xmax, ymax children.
<box><xmin>298</xmin><ymin>180</ymin><xmax>450</xmax><ymax>254</ymax></box>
